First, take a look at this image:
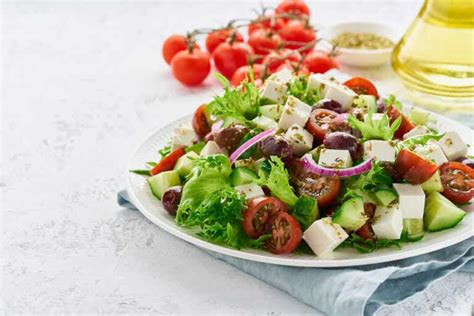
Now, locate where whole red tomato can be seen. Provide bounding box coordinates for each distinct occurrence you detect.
[262,48,302,73]
[276,59,309,76]
[248,15,286,35]
[276,0,310,18]
[304,51,338,74]
[171,49,211,86]
[213,42,254,79]
[248,29,282,56]
[162,35,200,65]
[231,64,264,86]
[205,28,243,54]
[279,20,316,52]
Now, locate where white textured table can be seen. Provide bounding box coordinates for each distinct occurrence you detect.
[2,1,473,314]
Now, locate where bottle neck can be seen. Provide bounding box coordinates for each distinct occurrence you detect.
[422,0,474,27]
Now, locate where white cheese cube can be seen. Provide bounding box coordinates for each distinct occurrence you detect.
[234,183,265,200]
[438,131,468,160]
[364,113,384,123]
[278,96,311,130]
[318,148,352,168]
[363,140,396,163]
[303,217,349,256]
[324,84,357,111]
[372,204,404,240]
[252,116,278,130]
[415,141,448,166]
[324,69,351,83]
[267,68,293,84]
[260,80,288,104]
[171,125,197,150]
[284,124,314,156]
[306,73,336,96]
[403,125,429,139]
[393,183,425,219]
[200,141,227,156]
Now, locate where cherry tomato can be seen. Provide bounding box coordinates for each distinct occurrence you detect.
[439,162,474,204]
[356,223,376,240]
[213,42,254,79]
[303,51,339,74]
[279,20,316,52]
[150,148,186,176]
[265,212,302,254]
[231,64,264,87]
[386,105,415,139]
[305,108,339,143]
[262,48,302,73]
[192,104,211,139]
[205,28,244,54]
[275,0,310,18]
[248,29,282,56]
[171,50,211,86]
[162,35,200,65]
[242,197,288,239]
[248,15,286,35]
[343,77,378,97]
[395,149,438,184]
[276,60,310,76]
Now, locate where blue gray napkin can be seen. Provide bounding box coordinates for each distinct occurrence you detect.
[118,190,473,316]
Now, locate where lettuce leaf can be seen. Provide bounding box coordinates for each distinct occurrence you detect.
[288,75,321,106]
[348,109,402,141]
[258,156,298,207]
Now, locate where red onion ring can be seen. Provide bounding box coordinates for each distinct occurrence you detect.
[229,128,276,164]
[300,154,373,177]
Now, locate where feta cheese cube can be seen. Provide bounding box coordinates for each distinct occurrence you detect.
[171,125,197,150]
[415,141,448,166]
[324,69,351,83]
[363,140,396,163]
[403,125,429,139]
[278,96,311,130]
[318,148,352,168]
[393,183,425,219]
[234,183,265,200]
[284,124,314,156]
[259,104,282,120]
[267,68,293,84]
[252,116,278,130]
[372,204,404,240]
[200,141,227,156]
[306,73,336,96]
[303,217,349,256]
[324,84,357,111]
[364,113,384,123]
[437,131,467,160]
[260,80,287,104]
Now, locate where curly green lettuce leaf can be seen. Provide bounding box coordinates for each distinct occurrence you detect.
[401,133,445,150]
[288,75,321,106]
[384,95,402,110]
[348,109,402,141]
[258,156,298,207]
[338,233,401,253]
[192,154,232,177]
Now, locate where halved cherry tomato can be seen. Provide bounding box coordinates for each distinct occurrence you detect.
[305,108,339,143]
[276,0,310,18]
[439,162,474,204]
[262,48,302,73]
[192,104,211,139]
[150,148,186,176]
[248,15,286,35]
[205,28,243,54]
[265,212,302,254]
[231,64,264,87]
[242,197,288,239]
[162,35,200,65]
[279,20,316,52]
[386,105,415,139]
[343,77,378,97]
[248,29,282,56]
[395,149,438,184]
[213,42,254,79]
[303,51,339,74]
[356,223,376,240]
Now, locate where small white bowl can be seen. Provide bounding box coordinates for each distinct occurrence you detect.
[318,22,399,68]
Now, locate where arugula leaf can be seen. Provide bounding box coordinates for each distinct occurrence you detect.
[146,161,157,167]
[384,95,402,110]
[258,156,298,207]
[129,169,150,176]
[338,233,401,253]
[158,143,172,158]
[288,75,321,106]
[401,133,445,150]
[348,109,402,141]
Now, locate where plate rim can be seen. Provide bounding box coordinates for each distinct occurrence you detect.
[126,109,474,268]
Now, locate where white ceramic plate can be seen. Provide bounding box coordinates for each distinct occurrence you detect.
[127,110,473,267]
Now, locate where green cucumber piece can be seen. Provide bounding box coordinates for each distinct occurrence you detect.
[402,218,424,241]
[230,167,258,186]
[354,95,377,113]
[185,142,205,154]
[371,189,398,206]
[424,192,466,232]
[174,151,199,177]
[292,196,319,230]
[259,104,282,120]
[223,116,246,128]
[421,170,443,193]
[332,197,368,231]
[147,170,180,200]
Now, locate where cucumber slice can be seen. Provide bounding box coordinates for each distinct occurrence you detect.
[222,116,246,128]
[259,104,282,120]
[292,196,319,230]
[402,218,424,241]
[230,167,258,186]
[371,189,398,206]
[354,95,377,112]
[185,142,205,154]
[147,170,181,200]
[174,151,199,177]
[424,192,466,232]
[332,197,368,231]
[421,170,443,193]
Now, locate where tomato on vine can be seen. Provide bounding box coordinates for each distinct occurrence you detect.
[262,48,302,73]
[304,51,338,74]
[162,35,200,65]
[171,49,211,86]
[213,42,254,79]
[279,20,316,53]
[205,28,243,54]
[248,29,282,56]
[231,64,264,87]
[276,0,310,18]
[248,15,286,35]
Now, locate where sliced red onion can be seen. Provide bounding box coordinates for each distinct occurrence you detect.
[229,128,276,164]
[300,154,373,177]
[211,120,223,132]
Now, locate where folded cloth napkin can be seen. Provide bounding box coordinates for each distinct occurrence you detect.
[118,190,473,316]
